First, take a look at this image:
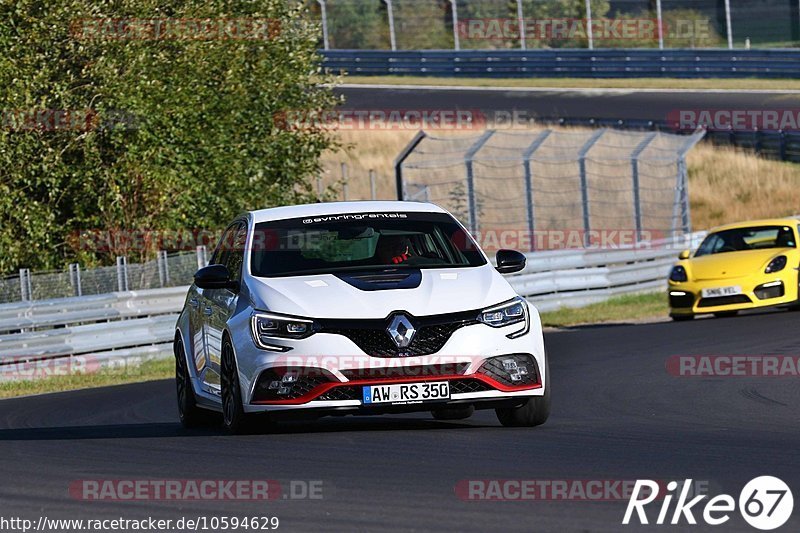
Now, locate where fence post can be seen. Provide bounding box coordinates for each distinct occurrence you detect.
[394,130,427,200]
[656,0,664,49]
[516,0,526,50]
[449,0,460,50]
[522,130,553,252]
[585,0,594,50]
[19,268,31,302]
[157,250,170,287]
[69,263,83,297]
[369,169,378,200]
[577,130,605,247]
[631,132,658,243]
[464,130,495,235]
[383,0,397,51]
[196,245,208,270]
[724,0,733,49]
[116,256,129,292]
[341,162,349,200]
[317,176,323,199]
[317,0,330,50]
[674,129,706,236]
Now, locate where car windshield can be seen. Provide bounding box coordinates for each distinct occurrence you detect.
[695,225,796,257]
[250,211,487,277]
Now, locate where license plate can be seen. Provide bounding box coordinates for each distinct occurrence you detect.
[362,381,450,405]
[701,286,743,298]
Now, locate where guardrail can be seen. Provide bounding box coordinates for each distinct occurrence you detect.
[322,49,800,79]
[508,233,705,311]
[0,233,705,380]
[0,287,187,382]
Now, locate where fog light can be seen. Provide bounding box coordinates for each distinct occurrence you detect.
[754,281,784,300]
[268,380,281,390]
[502,359,528,382]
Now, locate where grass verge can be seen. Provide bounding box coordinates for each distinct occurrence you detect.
[539,292,667,328]
[0,357,173,399]
[342,75,800,91]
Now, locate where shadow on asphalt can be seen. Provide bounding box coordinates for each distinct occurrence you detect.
[0,417,493,440]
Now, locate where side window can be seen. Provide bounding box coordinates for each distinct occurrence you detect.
[210,224,238,267]
[224,223,247,283]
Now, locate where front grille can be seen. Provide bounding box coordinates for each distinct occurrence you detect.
[319,310,479,357]
[317,379,493,402]
[318,386,361,401]
[697,295,752,308]
[450,379,492,394]
[341,363,470,381]
[478,354,540,388]
[669,291,694,308]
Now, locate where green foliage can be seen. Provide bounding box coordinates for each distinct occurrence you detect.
[0,0,338,272]
[320,0,389,49]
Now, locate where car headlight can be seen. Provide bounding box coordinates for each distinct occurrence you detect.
[765,255,787,274]
[669,265,688,282]
[478,297,529,338]
[251,312,315,349]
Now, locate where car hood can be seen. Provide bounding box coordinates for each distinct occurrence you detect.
[688,249,791,281]
[245,266,518,319]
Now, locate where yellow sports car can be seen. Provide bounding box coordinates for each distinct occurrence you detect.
[668,218,800,320]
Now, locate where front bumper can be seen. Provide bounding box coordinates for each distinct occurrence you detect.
[667,271,798,316]
[225,304,547,414]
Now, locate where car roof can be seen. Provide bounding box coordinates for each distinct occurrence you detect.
[247,201,448,224]
[708,217,800,233]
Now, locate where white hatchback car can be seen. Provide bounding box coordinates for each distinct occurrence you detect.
[174,201,550,433]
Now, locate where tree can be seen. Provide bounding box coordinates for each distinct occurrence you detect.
[0,0,338,272]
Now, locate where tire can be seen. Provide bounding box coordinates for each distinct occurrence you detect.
[670,314,694,322]
[432,405,474,421]
[713,311,738,318]
[496,356,551,428]
[175,338,215,428]
[220,336,254,434]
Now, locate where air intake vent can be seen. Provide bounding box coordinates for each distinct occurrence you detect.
[335,269,422,291]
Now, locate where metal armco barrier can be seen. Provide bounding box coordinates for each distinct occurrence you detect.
[0,232,706,380]
[322,49,800,78]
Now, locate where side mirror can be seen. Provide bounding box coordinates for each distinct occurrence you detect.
[495,249,527,274]
[194,264,238,291]
[678,249,691,260]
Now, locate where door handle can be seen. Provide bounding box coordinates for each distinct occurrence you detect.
[203,307,213,316]
[189,297,199,308]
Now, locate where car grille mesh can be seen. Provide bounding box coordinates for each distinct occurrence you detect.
[317,379,493,402]
[697,295,752,308]
[321,318,476,358]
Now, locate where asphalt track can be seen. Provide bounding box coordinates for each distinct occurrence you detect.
[1,309,799,532]
[337,85,800,124]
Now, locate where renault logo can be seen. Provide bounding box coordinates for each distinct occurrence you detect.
[387,314,416,349]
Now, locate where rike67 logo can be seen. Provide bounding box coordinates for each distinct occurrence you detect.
[624,477,794,530]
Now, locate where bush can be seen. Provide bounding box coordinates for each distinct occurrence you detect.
[0,0,338,272]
